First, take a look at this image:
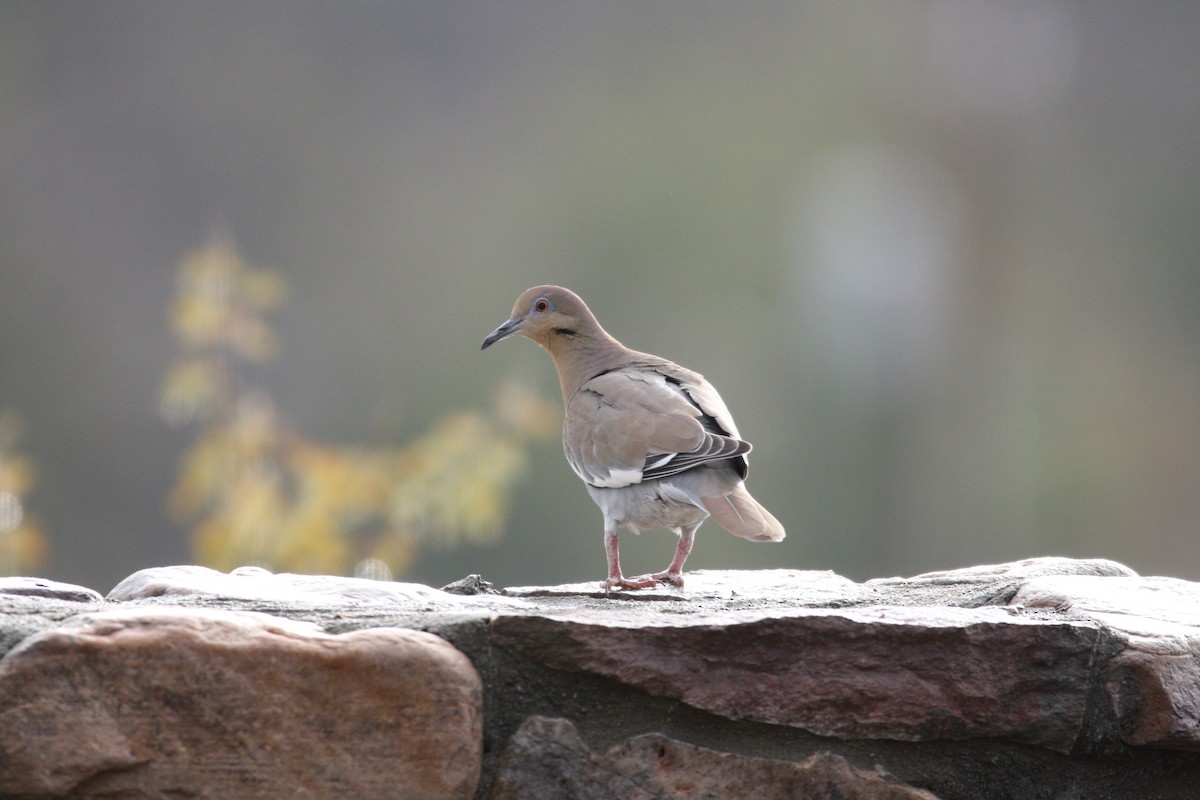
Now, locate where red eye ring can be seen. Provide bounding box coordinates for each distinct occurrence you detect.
[534,298,550,313]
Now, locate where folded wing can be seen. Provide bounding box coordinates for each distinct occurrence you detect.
[564,362,750,489]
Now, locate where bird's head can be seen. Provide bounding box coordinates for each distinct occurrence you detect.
[481,285,606,353]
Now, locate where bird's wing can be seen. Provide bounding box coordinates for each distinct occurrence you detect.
[643,356,743,441]
[564,363,749,489]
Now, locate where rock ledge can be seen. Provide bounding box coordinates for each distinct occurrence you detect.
[2,557,1199,800]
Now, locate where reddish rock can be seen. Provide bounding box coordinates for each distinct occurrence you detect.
[1013,575,1200,749]
[0,607,482,799]
[491,716,942,800]
[492,605,1100,752]
[5,557,1200,798]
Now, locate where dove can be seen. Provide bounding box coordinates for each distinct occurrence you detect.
[482,285,784,590]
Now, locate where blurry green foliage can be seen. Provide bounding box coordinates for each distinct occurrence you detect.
[0,413,49,575]
[161,239,556,579]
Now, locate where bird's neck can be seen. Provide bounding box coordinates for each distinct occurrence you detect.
[545,331,627,405]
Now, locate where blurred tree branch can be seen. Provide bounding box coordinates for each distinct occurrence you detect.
[160,237,556,579]
[0,412,49,575]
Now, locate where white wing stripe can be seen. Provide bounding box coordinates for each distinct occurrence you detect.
[589,466,644,489]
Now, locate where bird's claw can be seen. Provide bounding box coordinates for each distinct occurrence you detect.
[602,571,684,592]
[648,570,685,588]
[602,576,658,591]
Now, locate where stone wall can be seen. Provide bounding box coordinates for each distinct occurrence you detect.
[1,557,1198,798]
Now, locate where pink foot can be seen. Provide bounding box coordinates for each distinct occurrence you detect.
[603,571,683,591]
[644,570,684,588]
[602,575,660,591]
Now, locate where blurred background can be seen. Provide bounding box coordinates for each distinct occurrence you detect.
[1,2,1198,593]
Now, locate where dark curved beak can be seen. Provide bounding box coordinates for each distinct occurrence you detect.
[481,317,522,350]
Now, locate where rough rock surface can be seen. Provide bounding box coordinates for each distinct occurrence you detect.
[109,563,526,608]
[0,606,482,799]
[1013,574,1200,749]
[2,557,1200,800]
[491,604,1099,752]
[0,575,103,603]
[491,716,941,800]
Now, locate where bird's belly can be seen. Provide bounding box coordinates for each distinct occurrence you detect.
[585,480,708,533]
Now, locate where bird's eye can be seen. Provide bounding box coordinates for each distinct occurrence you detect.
[533,298,550,313]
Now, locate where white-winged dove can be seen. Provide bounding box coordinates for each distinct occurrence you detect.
[482,285,785,590]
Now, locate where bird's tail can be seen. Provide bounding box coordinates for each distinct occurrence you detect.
[701,485,786,543]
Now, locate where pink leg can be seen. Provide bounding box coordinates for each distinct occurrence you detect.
[628,523,697,589]
[601,526,658,591]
